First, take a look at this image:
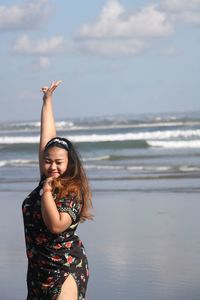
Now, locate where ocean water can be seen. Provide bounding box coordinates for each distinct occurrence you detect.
[0,111,200,193]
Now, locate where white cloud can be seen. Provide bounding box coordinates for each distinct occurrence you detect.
[178,11,200,24]
[79,2,172,39]
[163,0,200,11]
[0,0,51,31]
[75,0,172,56]
[162,0,200,24]
[12,34,64,55]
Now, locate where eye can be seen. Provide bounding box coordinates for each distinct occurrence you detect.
[44,159,51,164]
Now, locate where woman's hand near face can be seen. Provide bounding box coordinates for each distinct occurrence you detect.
[43,177,53,191]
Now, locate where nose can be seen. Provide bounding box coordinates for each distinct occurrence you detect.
[50,162,57,170]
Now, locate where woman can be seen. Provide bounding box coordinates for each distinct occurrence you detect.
[22,81,93,300]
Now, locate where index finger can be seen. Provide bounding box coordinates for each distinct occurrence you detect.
[50,80,62,90]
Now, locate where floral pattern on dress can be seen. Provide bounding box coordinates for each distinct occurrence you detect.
[22,179,89,300]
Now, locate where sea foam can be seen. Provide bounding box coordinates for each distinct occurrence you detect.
[1,129,200,144]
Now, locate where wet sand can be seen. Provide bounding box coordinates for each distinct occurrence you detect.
[1,190,200,300]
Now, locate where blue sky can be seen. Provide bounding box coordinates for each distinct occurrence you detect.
[0,0,200,121]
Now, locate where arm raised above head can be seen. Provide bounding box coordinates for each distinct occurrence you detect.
[39,80,62,175]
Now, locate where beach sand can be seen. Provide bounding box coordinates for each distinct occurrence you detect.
[1,190,200,300]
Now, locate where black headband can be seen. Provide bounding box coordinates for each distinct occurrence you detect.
[45,138,69,151]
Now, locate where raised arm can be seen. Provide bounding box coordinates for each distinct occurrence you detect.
[39,80,62,175]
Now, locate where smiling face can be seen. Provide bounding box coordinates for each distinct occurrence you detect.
[43,146,68,178]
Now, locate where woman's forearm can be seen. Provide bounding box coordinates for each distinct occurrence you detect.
[39,97,56,173]
[40,96,56,146]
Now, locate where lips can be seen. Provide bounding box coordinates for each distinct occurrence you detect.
[49,172,60,177]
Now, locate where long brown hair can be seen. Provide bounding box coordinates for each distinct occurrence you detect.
[44,137,93,222]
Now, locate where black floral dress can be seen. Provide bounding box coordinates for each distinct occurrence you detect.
[22,179,89,300]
